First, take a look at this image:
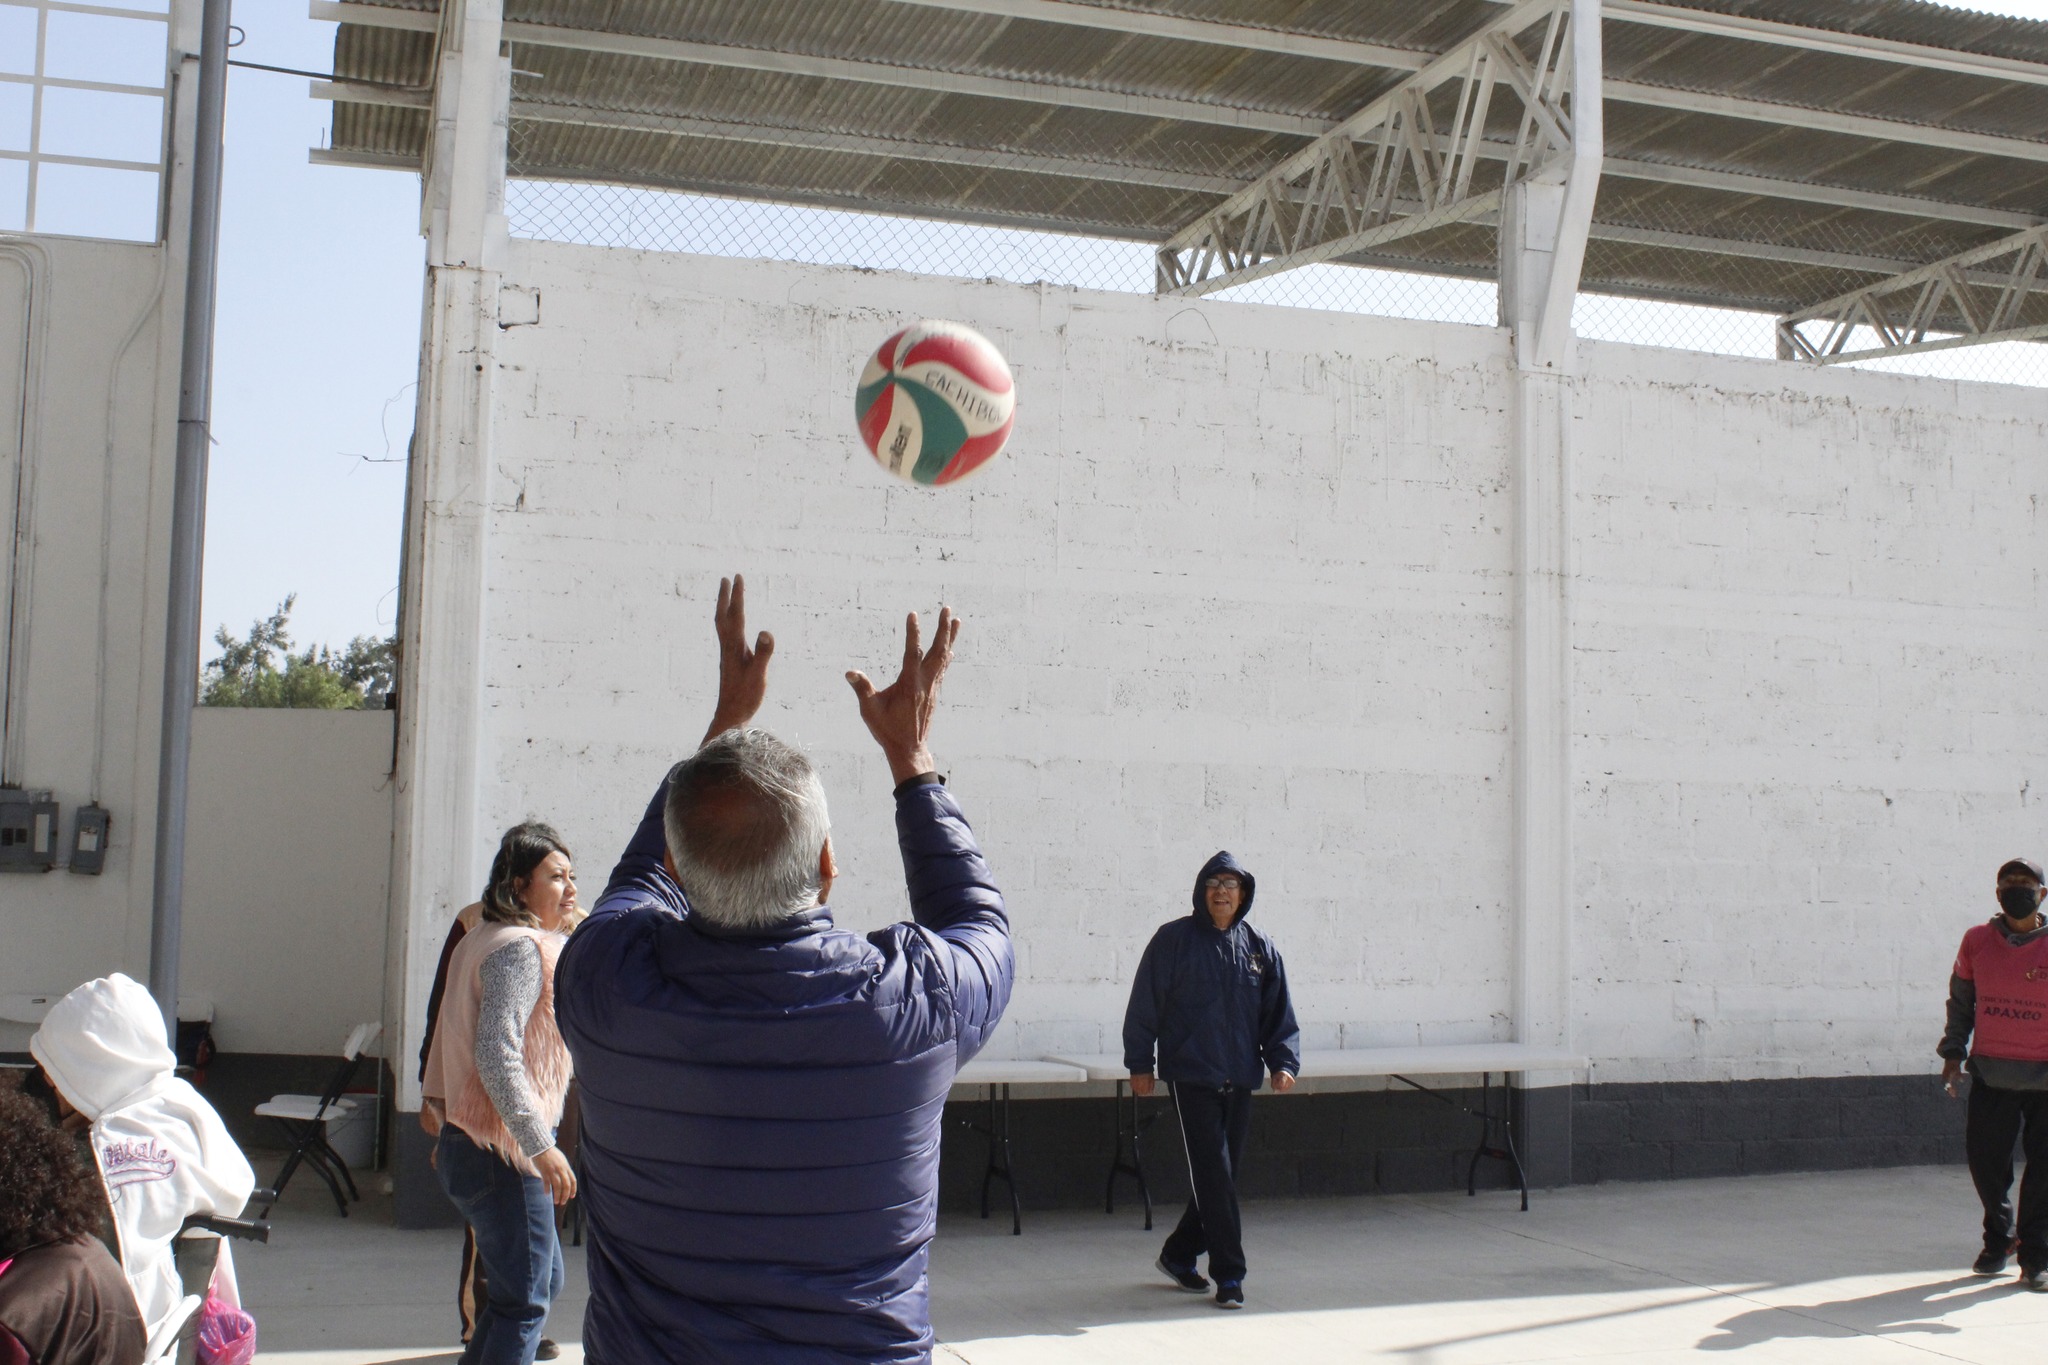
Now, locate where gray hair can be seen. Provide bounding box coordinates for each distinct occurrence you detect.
[664,728,831,932]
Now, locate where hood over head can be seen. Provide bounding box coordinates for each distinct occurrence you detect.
[29,973,175,1121]
[1191,850,1255,927]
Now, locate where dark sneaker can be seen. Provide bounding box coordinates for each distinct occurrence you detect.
[1215,1280,1244,1309]
[2021,1265,2048,1292]
[1156,1255,1208,1293]
[535,1340,561,1360]
[1975,1245,2013,1276]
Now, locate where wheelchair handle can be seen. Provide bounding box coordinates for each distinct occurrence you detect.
[178,1214,271,1243]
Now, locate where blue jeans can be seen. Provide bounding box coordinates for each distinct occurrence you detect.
[436,1127,563,1365]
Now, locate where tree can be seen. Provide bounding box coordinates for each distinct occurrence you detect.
[333,632,398,705]
[201,595,397,709]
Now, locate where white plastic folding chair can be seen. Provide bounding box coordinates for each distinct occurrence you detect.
[255,1022,380,1216]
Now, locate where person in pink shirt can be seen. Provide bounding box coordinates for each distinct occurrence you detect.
[1940,857,2048,1288]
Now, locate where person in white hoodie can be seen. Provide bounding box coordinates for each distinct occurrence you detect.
[29,973,257,1340]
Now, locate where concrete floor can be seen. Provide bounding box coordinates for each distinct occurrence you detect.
[238,1163,2044,1364]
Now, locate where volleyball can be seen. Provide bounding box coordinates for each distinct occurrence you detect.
[854,320,1016,486]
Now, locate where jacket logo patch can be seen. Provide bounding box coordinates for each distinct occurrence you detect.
[101,1138,176,1189]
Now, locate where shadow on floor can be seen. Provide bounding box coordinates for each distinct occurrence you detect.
[1695,1273,2022,1351]
[929,1169,2006,1350]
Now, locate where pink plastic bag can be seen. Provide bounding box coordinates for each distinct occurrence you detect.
[194,1295,256,1365]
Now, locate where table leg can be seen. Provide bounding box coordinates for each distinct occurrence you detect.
[978,1085,996,1220]
[1465,1074,1487,1199]
[1462,1072,1531,1212]
[977,1084,1023,1235]
[1500,1080,1531,1213]
[1000,1084,1022,1235]
[1104,1080,1153,1231]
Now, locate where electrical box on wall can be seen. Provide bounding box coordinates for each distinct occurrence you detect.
[69,804,109,876]
[0,791,59,871]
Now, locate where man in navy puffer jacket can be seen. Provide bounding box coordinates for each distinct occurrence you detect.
[1123,851,1300,1309]
[556,577,1012,1364]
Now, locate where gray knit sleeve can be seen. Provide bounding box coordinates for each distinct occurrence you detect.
[1939,972,1975,1062]
[474,937,554,1159]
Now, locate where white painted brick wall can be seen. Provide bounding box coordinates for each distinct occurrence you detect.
[471,239,2048,1084]
[1571,344,2048,1082]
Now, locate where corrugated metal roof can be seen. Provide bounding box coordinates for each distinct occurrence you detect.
[1656,0,2048,62]
[324,0,2048,319]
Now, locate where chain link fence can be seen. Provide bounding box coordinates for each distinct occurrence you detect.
[504,180,1501,327]
[504,125,2046,389]
[503,107,1505,330]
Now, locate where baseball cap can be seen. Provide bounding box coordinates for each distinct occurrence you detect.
[1997,858,2045,884]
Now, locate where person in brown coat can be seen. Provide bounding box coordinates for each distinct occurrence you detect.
[0,1088,145,1365]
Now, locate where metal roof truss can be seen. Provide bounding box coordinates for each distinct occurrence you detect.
[1157,0,1580,296]
[1777,225,2048,362]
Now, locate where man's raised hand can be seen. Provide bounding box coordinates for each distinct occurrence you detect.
[846,607,961,785]
[703,574,775,746]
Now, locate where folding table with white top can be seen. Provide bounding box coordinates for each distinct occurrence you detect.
[1047,1043,1590,1219]
[950,1057,1087,1235]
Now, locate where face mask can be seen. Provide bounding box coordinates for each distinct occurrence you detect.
[1998,885,2041,919]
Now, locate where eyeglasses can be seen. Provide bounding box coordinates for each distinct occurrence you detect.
[1203,876,1242,890]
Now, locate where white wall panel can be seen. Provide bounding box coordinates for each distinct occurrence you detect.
[180,707,393,1056]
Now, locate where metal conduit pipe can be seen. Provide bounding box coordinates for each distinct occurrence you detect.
[149,0,232,1032]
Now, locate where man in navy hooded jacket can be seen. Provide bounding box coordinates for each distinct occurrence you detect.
[555,576,1012,1364]
[1123,851,1300,1309]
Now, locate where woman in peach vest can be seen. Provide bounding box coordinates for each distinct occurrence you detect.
[422,823,578,1365]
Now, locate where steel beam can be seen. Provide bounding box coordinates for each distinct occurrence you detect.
[498,103,1247,194]
[1604,78,2048,165]
[1596,158,2039,233]
[1777,224,2048,362]
[308,146,418,170]
[310,0,433,31]
[310,79,425,108]
[0,148,161,173]
[0,70,166,98]
[42,0,170,17]
[1591,222,1917,276]
[880,0,1433,72]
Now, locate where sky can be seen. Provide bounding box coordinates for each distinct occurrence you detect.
[24,0,2048,660]
[203,10,421,656]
